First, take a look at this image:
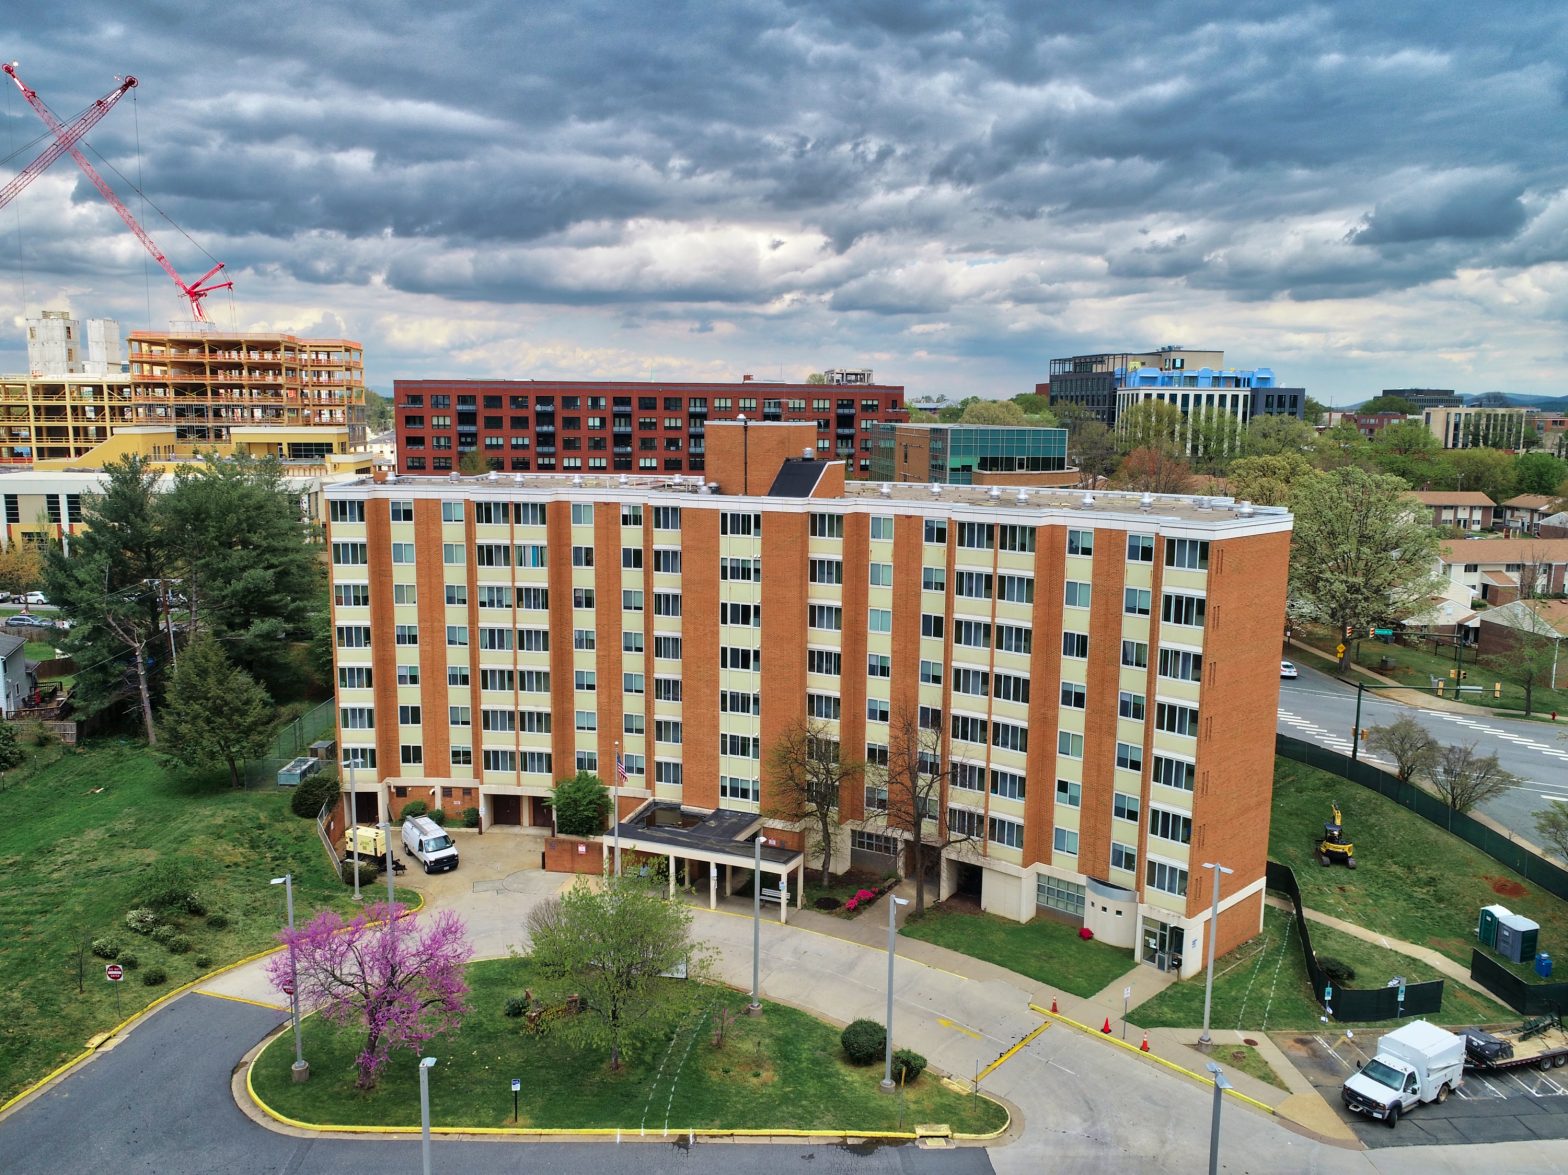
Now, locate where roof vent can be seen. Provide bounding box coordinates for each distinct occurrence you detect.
[448,471,459,482]
[1194,496,1209,510]
[1237,499,1255,518]
[930,483,942,496]
[1015,488,1028,503]
[802,448,813,460]
[618,474,629,485]
[879,482,892,497]
[571,475,584,488]
[486,470,498,481]
[988,486,1002,500]
[1140,492,1153,511]
[513,473,525,484]
[1080,493,1096,509]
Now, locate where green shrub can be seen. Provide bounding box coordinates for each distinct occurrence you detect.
[813,896,842,911]
[840,1019,886,1065]
[165,934,193,955]
[290,771,340,818]
[428,808,447,826]
[340,859,377,886]
[90,938,121,960]
[504,997,528,1018]
[141,859,203,914]
[461,806,481,828]
[150,924,179,947]
[124,908,159,935]
[401,800,428,820]
[1318,957,1357,987]
[205,913,230,930]
[194,955,212,969]
[0,721,23,770]
[891,1048,928,1084]
[118,952,138,970]
[142,966,167,986]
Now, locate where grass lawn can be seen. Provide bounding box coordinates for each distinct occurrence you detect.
[1181,1041,1287,1091]
[1295,621,1568,717]
[1271,757,1568,977]
[900,903,1133,998]
[1135,907,1514,1032]
[0,740,402,1106]
[251,959,1008,1135]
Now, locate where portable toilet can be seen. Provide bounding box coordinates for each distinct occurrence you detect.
[1497,913,1541,964]
[1537,952,1554,980]
[1478,904,1510,948]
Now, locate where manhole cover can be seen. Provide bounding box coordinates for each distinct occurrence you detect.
[1243,1038,1258,1046]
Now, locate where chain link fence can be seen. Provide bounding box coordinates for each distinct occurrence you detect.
[242,699,335,788]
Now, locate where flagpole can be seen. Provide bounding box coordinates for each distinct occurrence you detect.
[613,740,622,877]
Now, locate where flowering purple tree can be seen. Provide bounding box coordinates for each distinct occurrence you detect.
[266,902,471,1088]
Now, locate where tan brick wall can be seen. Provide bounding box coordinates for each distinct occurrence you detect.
[683,509,720,808]
[758,511,808,812]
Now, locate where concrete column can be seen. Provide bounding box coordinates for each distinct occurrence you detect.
[668,853,676,899]
[708,866,717,910]
[797,862,804,909]
[778,869,788,926]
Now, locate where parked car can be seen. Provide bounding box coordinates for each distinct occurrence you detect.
[20,591,48,606]
[1280,660,1299,679]
[4,612,45,628]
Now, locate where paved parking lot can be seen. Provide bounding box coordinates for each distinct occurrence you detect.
[1277,1027,1568,1147]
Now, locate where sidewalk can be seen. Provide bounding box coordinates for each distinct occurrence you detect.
[1263,894,1498,1001]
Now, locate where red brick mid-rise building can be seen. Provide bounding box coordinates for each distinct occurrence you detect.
[394,374,906,478]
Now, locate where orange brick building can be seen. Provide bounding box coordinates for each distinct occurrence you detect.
[327,427,1291,976]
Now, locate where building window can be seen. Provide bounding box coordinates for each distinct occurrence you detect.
[1155,701,1199,737]
[1165,539,1209,570]
[867,608,892,633]
[1037,875,1085,918]
[989,816,1024,850]
[1110,842,1137,872]
[1149,808,1193,845]
[1057,731,1084,759]
[1124,588,1152,616]
[1115,741,1144,772]
[867,653,891,678]
[1121,640,1149,669]
[1126,533,1155,562]
[1067,529,1094,556]
[1052,827,1079,856]
[809,604,842,631]
[990,769,1025,800]
[1158,648,1203,682]
[1152,755,1196,791]
[1113,792,1141,822]
[1059,681,1086,709]
[1118,691,1146,720]
[1161,593,1206,628]
[1055,778,1081,807]
[1061,631,1088,658]
[924,519,947,544]
[1147,860,1188,898]
[1064,581,1092,608]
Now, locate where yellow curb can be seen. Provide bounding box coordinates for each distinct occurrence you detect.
[976,1021,1048,1081]
[1027,1004,1275,1115]
[697,904,971,982]
[196,989,290,1012]
[0,891,426,1118]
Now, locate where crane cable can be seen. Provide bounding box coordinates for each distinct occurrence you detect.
[5,76,28,318]
[133,89,152,330]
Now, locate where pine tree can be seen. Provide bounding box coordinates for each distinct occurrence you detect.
[158,635,274,787]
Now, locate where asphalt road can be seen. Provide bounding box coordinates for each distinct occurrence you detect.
[0,993,996,1175]
[1277,663,1568,838]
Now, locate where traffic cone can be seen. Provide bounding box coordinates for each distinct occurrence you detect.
[1140,1031,1150,1053]
[1101,1017,1112,1035]
[1050,996,1058,1014]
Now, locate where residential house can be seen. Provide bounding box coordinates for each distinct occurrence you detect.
[1407,491,1498,532]
[1500,494,1560,535]
[1474,599,1568,693]
[1437,538,1568,606]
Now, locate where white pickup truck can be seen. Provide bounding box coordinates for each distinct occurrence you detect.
[1342,1020,1465,1128]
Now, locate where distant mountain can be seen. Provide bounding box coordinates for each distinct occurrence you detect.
[1462,392,1568,411]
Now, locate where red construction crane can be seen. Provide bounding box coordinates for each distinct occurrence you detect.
[3,62,231,320]
[0,71,136,212]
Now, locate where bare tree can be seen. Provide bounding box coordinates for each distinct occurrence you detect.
[1365,716,1438,782]
[1533,803,1568,865]
[881,705,975,915]
[1424,742,1519,814]
[766,718,863,885]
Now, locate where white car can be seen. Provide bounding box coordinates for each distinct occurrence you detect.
[20,591,47,606]
[1280,660,1299,679]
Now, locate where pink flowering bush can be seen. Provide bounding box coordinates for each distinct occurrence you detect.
[267,902,472,1089]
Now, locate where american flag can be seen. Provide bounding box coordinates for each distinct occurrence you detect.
[616,753,628,786]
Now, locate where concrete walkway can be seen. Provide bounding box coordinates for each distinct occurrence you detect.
[1263,894,1498,1001]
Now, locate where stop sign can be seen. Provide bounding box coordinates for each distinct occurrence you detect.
[282,981,294,996]
[105,964,124,982]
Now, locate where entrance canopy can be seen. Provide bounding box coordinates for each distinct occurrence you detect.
[611,801,806,920]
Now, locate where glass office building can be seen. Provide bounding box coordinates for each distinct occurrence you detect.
[870,424,1069,484]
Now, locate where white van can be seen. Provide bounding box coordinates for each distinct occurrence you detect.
[401,815,460,874]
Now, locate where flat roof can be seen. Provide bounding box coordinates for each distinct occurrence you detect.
[612,802,802,868]
[335,472,1292,530]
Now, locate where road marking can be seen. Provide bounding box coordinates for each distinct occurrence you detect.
[1314,1034,1350,1070]
[194,989,288,1012]
[1047,1059,1076,1076]
[975,1021,1049,1081]
[938,1016,983,1040]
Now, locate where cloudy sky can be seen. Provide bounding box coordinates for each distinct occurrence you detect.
[2,1,1566,403]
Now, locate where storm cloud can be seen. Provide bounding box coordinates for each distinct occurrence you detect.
[2,0,1566,400]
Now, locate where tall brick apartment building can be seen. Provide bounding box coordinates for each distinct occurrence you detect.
[328,422,1290,976]
[393,374,906,477]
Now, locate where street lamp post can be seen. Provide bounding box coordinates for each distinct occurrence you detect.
[1197,861,1234,1046]
[880,895,911,1092]
[269,874,308,1082]
[346,762,361,901]
[380,818,395,910]
[1205,1061,1231,1175]
[419,1055,437,1175]
[749,833,764,1014]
